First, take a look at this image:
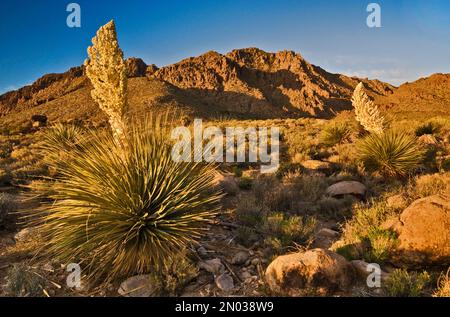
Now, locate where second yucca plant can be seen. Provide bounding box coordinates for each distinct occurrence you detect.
[357,130,424,177]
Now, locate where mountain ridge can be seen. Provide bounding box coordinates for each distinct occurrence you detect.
[0,48,448,126]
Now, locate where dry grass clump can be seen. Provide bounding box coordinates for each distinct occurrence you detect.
[433,268,450,297]
[407,172,449,199]
[4,263,45,297]
[384,269,431,297]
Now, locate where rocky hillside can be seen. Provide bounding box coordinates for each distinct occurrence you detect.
[152,48,394,117]
[375,73,450,119]
[0,48,448,127]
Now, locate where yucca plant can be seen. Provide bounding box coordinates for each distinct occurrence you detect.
[44,123,84,150]
[357,130,424,177]
[30,115,222,284]
[320,122,351,147]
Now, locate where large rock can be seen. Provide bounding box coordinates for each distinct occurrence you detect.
[382,191,450,267]
[325,181,366,199]
[265,248,355,295]
[118,275,156,297]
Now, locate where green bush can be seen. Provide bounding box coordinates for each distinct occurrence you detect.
[320,122,351,147]
[263,212,316,250]
[363,228,398,263]
[31,116,222,284]
[385,269,431,297]
[357,130,424,177]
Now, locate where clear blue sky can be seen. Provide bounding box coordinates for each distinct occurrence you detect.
[1,0,450,94]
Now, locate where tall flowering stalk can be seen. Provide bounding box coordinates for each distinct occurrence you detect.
[352,82,386,134]
[85,20,128,148]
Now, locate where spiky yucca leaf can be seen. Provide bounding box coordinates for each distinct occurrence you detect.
[31,115,221,284]
[357,130,424,177]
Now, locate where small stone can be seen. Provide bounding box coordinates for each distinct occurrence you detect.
[14,227,37,242]
[326,181,367,199]
[317,228,340,238]
[250,258,261,266]
[241,271,252,280]
[386,194,407,210]
[231,251,249,265]
[118,275,156,297]
[197,246,208,257]
[215,273,234,291]
[198,258,225,274]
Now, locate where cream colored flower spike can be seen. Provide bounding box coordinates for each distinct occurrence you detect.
[85,20,128,148]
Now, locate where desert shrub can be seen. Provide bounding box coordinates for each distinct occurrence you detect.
[440,158,450,172]
[238,176,253,190]
[0,193,16,227]
[263,212,316,250]
[290,174,328,202]
[235,226,260,247]
[0,142,12,158]
[4,263,45,297]
[415,122,440,137]
[433,268,450,297]
[320,122,351,147]
[275,162,304,179]
[362,228,398,263]
[252,175,297,212]
[384,269,431,297]
[341,200,396,245]
[317,196,355,219]
[150,250,198,296]
[30,116,222,284]
[219,176,239,196]
[408,173,449,199]
[232,166,243,177]
[0,167,12,185]
[357,130,424,177]
[235,197,266,227]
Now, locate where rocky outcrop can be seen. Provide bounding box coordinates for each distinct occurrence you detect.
[151,48,395,118]
[382,191,450,267]
[265,248,355,295]
[126,58,148,77]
